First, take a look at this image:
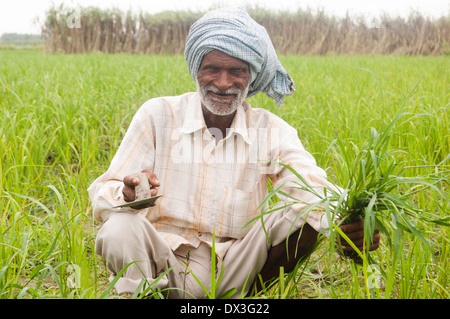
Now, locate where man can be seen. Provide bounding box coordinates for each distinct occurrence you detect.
[88,8,379,298]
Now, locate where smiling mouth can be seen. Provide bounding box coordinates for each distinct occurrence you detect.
[208,91,237,100]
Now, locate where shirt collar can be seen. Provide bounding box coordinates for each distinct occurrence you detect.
[181,93,252,144]
[180,93,205,134]
[229,101,252,144]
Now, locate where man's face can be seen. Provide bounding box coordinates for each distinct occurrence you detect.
[196,50,251,116]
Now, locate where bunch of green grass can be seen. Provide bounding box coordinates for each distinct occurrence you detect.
[249,126,448,298]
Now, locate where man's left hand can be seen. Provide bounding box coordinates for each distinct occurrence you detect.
[337,219,380,254]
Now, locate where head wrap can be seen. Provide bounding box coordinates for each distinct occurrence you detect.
[184,7,295,106]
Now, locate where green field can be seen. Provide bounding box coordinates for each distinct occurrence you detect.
[0,49,448,298]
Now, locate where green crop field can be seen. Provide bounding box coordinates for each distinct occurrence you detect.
[0,49,448,299]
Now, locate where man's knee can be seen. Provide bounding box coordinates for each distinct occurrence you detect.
[271,223,318,272]
[95,212,147,255]
[292,223,318,254]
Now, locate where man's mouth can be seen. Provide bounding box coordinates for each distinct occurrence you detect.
[205,86,240,100]
[197,81,250,116]
[208,91,237,100]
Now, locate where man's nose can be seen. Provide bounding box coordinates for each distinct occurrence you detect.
[214,71,233,90]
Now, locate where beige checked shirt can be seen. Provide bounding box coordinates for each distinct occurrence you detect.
[88,92,335,256]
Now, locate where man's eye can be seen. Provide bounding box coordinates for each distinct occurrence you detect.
[205,66,220,72]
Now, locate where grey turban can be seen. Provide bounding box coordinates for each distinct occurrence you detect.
[184,7,295,106]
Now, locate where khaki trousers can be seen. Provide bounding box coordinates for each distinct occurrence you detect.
[95,206,308,298]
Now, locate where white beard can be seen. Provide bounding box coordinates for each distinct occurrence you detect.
[196,80,249,116]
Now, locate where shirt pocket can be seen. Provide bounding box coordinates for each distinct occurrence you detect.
[217,182,262,238]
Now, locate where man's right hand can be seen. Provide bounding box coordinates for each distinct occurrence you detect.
[122,169,160,203]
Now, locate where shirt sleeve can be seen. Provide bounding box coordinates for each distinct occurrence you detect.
[87,102,157,221]
[268,119,340,237]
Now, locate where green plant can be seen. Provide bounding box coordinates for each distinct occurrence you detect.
[184,230,238,299]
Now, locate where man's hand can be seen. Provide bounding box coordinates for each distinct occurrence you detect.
[337,219,380,261]
[122,169,160,206]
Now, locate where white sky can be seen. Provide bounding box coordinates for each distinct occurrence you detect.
[0,0,449,35]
